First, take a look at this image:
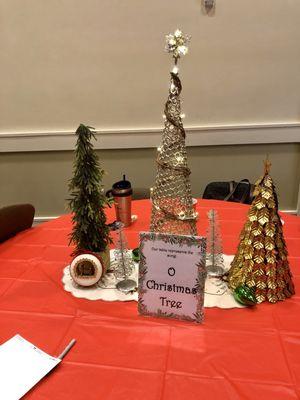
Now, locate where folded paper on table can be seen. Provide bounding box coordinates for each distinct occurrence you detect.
[0,334,61,400]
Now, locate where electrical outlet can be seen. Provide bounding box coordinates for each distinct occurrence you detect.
[202,0,215,14]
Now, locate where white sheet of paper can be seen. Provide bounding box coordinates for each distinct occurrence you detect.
[0,334,61,400]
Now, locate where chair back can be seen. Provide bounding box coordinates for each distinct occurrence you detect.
[0,204,35,242]
[132,188,150,200]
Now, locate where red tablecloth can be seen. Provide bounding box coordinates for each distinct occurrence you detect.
[1,199,300,400]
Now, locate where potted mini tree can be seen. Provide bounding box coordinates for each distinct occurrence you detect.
[68,124,112,270]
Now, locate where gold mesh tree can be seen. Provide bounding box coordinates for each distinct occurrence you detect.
[150,30,197,235]
[228,160,295,303]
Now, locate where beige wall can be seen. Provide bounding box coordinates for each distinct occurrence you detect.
[1,143,299,217]
[1,1,300,217]
[1,0,300,134]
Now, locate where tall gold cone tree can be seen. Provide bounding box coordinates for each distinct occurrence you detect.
[150,30,197,235]
[228,160,295,303]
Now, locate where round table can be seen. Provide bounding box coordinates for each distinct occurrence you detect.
[0,199,300,400]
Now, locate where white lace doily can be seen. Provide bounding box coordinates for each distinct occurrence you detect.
[204,255,244,308]
[62,250,138,302]
[62,252,243,308]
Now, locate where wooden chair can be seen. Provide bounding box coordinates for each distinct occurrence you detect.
[297,184,300,216]
[0,204,35,242]
[132,188,150,200]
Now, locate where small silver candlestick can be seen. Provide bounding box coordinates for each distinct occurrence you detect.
[116,279,137,294]
[113,222,137,294]
[206,209,225,277]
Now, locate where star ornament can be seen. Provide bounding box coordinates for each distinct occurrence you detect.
[165,29,191,59]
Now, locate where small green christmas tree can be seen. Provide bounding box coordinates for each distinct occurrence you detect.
[68,124,112,254]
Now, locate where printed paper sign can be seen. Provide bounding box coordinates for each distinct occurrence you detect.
[138,232,206,323]
[0,334,61,400]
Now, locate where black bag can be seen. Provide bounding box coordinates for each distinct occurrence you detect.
[202,179,255,205]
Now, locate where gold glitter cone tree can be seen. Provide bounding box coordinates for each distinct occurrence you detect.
[228,160,295,303]
[150,30,197,235]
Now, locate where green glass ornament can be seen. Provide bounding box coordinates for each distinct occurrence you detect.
[233,285,257,306]
[132,248,140,263]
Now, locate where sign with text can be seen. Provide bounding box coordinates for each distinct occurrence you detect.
[138,232,206,323]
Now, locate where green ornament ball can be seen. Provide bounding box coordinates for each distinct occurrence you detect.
[233,285,257,307]
[132,248,140,263]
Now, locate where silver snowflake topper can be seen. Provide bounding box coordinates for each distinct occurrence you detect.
[165,29,191,59]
